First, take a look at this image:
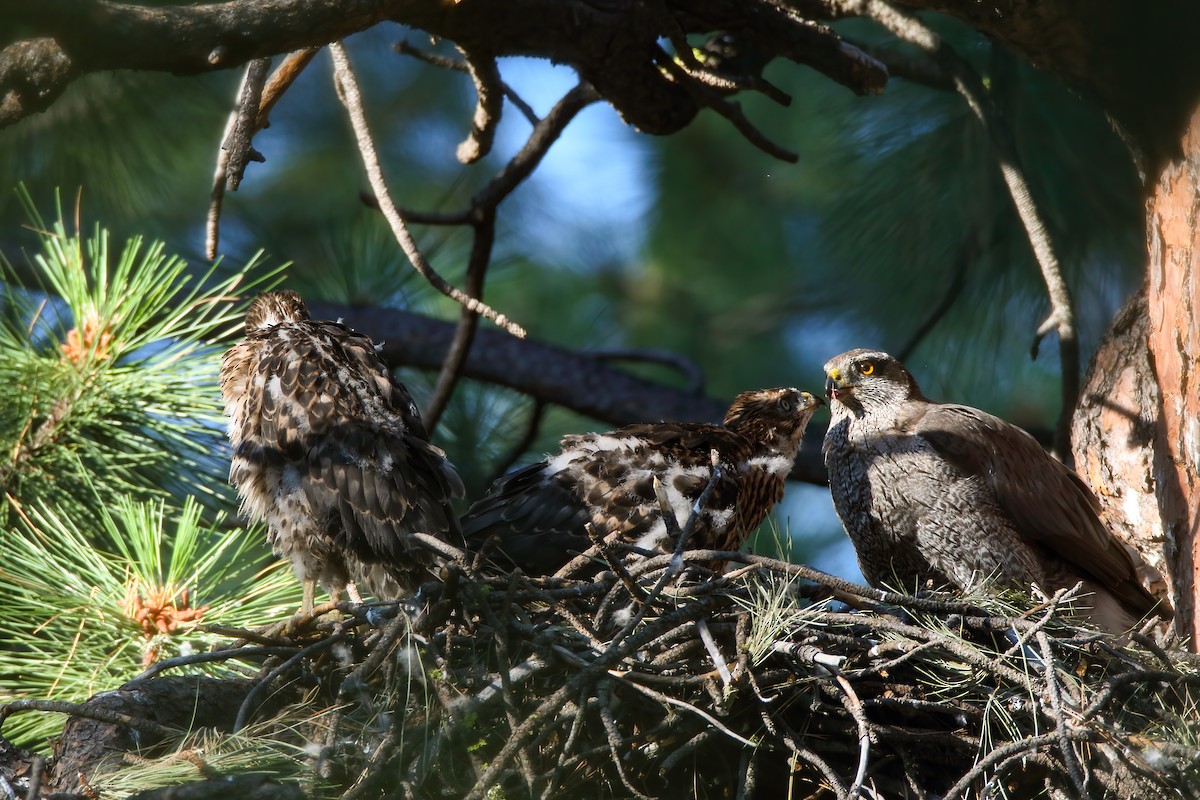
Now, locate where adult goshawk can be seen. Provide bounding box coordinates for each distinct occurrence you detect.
[221,290,464,612]
[822,348,1165,634]
[462,388,823,575]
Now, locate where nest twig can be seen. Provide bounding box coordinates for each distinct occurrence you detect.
[5,551,1198,799]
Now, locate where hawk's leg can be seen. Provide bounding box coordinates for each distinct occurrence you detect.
[346,582,364,604]
[300,578,317,616]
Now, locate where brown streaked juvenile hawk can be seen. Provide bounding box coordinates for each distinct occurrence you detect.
[822,348,1168,634]
[462,388,823,576]
[220,290,464,612]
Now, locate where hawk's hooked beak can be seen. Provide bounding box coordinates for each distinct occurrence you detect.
[825,371,849,402]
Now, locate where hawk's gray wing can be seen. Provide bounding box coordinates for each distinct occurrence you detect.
[910,402,1156,614]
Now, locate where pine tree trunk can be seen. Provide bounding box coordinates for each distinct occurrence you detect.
[1072,291,1177,617]
[1076,108,1200,644]
[1146,106,1200,644]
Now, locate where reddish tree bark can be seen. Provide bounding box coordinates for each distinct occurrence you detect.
[1074,109,1200,644]
[1147,107,1200,643]
[1072,292,1177,622]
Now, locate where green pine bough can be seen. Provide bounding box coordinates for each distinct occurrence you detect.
[0,187,300,747]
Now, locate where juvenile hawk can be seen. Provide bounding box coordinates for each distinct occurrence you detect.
[822,348,1166,633]
[462,388,823,575]
[221,290,464,612]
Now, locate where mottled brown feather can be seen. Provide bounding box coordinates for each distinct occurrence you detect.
[221,290,464,607]
[463,388,822,575]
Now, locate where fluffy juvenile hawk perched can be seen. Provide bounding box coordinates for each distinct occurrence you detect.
[221,290,464,612]
[462,388,823,575]
[822,348,1166,634]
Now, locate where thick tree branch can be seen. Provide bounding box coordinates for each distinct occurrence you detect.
[4,0,1197,174]
[306,301,829,484]
[0,0,884,146]
[0,39,77,126]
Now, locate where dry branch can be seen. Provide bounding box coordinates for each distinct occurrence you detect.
[421,81,598,429]
[207,47,321,258]
[836,0,1080,460]
[329,41,526,340]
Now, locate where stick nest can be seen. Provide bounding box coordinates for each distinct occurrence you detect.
[11,545,1198,800]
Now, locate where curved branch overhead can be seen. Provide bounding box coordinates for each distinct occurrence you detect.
[0,0,886,134]
[306,302,830,484]
[4,0,1200,170]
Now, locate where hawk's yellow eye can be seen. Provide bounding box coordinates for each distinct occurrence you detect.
[861,362,875,376]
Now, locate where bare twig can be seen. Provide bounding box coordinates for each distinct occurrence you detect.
[659,730,715,776]
[233,630,346,732]
[0,699,180,740]
[610,673,757,748]
[205,66,249,260]
[255,46,321,129]
[941,728,1098,800]
[658,50,799,162]
[138,644,299,680]
[456,49,503,164]
[818,663,873,800]
[23,756,42,800]
[597,682,652,800]
[586,523,643,607]
[223,57,270,190]
[206,48,320,258]
[801,742,855,798]
[394,40,540,126]
[608,457,724,641]
[695,618,733,688]
[337,723,401,800]
[344,74,593,429]
[541,689,591,799]
[646,0,792,108]
[896,236,970,361]
[1037,630,1088,795]
[485,399,547,486]
[204,57,269,258]
[328,40,526,339]
[423,208,494,430]
[471,81,600,210]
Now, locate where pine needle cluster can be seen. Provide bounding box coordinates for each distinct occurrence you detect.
[0,190,301,747]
